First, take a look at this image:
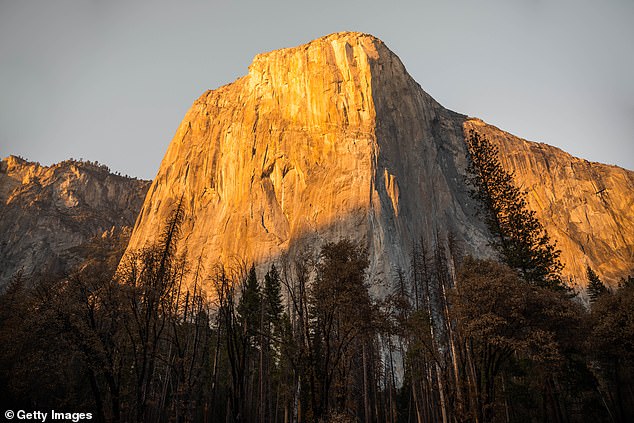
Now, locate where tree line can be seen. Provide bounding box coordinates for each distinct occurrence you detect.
[0,131,633,422]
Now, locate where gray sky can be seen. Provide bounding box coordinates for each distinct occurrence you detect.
[1,0,632,180]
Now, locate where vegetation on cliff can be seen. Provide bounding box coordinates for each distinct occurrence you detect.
[465,129,564,290]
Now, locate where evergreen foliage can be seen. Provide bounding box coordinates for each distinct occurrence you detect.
[466,129,564,289]
[586,265,608,303]
[1,208,632,421]
[237,264,262,337]
[263,264,283,325]
[589,280,634,421]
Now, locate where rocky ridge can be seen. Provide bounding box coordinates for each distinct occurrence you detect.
[467,119,634,287]
[125,32,634,290]
[0,155,150,285]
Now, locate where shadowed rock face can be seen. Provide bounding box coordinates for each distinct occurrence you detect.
[0,156,150,285]
[125,32,633,291]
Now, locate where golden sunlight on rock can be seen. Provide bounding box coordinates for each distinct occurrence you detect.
[126,32,634,290]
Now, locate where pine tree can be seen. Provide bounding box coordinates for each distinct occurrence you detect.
[237,264,262,337]
[263,264,283,326]
[586,265,608,302]
[466,129,564,289]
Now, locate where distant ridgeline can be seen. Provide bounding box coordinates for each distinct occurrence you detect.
[0,155,150,286]
[6,154,129,177]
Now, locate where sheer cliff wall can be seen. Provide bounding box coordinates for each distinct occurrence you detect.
[125,32,633,289]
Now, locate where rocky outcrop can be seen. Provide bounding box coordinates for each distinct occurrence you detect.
[125,32,633,291]
[466,119,634,287]
[0,155,150,286]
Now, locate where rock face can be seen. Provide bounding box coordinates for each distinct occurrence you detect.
[126,32,634,290]
[0,156,150,286]
[466,119,634,287]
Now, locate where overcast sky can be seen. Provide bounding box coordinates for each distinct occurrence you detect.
[1,0,632,179]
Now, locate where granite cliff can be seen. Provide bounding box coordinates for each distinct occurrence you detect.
[125,32,633,290]
[0,155,150,285]
[466,119,634,287]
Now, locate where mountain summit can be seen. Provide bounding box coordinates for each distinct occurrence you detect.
[126,32,634,289]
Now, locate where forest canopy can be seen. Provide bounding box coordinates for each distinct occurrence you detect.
[1,133,633,422]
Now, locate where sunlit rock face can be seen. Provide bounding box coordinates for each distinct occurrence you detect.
[126,32,633,290]
[466,119,634,288]
[0,155,150,286]
[126,32,485,291]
